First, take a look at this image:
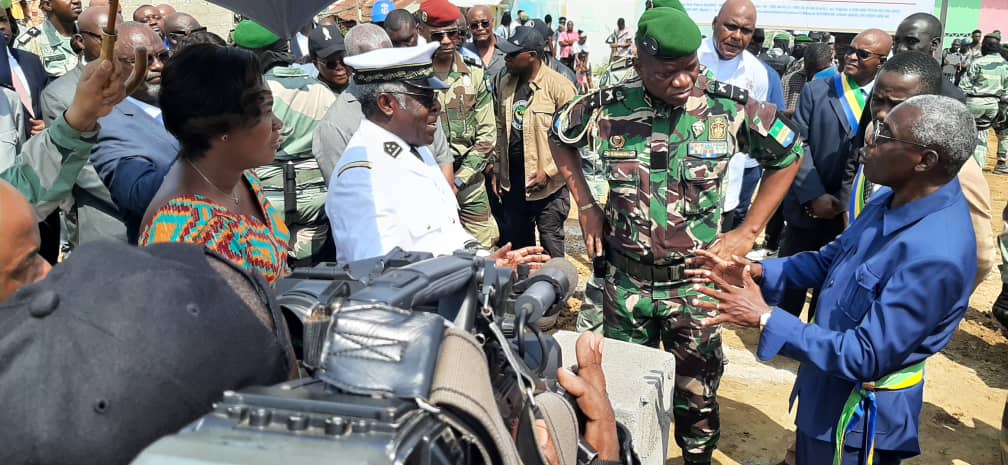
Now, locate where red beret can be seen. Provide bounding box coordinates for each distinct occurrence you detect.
[419,0,461,27]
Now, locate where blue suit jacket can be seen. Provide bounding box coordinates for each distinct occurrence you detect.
[757,179,976,454]
[90,99,179,243]
[784,76,860,229]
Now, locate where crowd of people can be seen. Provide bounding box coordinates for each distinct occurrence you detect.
[0,0,1001,465]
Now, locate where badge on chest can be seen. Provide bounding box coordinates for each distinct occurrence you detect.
[604,135,637,159]
[687,141,730,158]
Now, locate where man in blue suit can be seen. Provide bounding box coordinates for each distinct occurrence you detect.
[687,94,978,465]
[778,28,891,319]
[89,21,178,243]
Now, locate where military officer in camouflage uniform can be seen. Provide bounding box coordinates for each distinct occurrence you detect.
[960,34,1008,168]
[15,0,81,77]
[550,7,803,464]
[418,0,499,248]
[234,20,339,266]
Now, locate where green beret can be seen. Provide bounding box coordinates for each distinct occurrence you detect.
[0,0,11,9]
[636,7,700,59]
[233,20,281,49]
[645,0,685,12]
[773,33,790,41]
[795,34,812,43]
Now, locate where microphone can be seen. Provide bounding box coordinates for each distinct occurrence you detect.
[514,258,579,323]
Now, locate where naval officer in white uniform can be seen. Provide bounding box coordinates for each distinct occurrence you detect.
[325,43,549,268]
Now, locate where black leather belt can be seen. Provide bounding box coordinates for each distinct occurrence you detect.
[604,243,690,283]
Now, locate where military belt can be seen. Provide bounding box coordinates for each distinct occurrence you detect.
[967,93,1000,99]
[604,243,689,283]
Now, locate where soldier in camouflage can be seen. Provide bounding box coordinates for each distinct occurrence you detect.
[418,0,499,248]
[15,0,81,78]
[550,7,802,465]
[960,34,1008,168]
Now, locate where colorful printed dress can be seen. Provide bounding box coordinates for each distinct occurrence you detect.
[140,171,291,285]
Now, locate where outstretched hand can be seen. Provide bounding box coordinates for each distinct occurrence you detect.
[689,262,771,329]
[491,243,551,271]
[685,249,761,288]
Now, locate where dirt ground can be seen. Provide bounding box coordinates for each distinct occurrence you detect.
[557,147,1008,464]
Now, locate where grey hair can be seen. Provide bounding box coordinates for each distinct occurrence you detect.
[345,23,392,56]
[899,94,977,178]
[357,81,409,117]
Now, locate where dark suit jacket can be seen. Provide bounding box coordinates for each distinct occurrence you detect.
[0,46,47,122]
[785,76,861,229]
[90,99,180,243]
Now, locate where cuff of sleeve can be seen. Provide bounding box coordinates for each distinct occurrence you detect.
[759,258,787,306]
[52,113,100,157]
[456,166,477,185]
[757,309,802,361]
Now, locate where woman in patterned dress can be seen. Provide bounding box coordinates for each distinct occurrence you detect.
[140,43,290,285]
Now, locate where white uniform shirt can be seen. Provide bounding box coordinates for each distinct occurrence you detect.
[325,119,476,262]
[697,37,770,212]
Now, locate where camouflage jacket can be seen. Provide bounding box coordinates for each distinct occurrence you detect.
[960,54,1008,102]
[435,52,496,185]
[552,75,803,263]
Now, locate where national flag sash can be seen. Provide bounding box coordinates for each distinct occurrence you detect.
[834,73,866,135]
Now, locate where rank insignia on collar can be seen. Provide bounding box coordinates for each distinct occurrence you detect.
[384,142,403,158]
[709,115,728,141]
[691,121,705,138]
[609,135,626,149]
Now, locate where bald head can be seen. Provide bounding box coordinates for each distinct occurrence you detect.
[712,0,758,60]
[76,5,117,61]
[156,3,175,16]
[894,13,942,54]
[0,180,51,303]
[163,12,203,48]
[346,22,392,56]
[843,28,892,85]
[115,22,166,103]
[466,6,494,45]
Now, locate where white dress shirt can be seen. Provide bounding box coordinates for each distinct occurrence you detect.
[325,119,475,262]
[697,37,771,212]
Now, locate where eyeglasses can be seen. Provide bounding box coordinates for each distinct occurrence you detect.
[469,20,491,30]
[316,57,345,69]
[844,46,886,60]
[504,50,530,60]
[166,26,207,40]
[389,90,440,108]
[78,30,102,40]
[867,121,929,149]
[429,29,459,42]
[119,50,171,66]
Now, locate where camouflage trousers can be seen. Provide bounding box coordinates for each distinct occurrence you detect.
[967,99,998,168]
[603,267,724,464]
[998,128,1008,163]
[457,171,500,248]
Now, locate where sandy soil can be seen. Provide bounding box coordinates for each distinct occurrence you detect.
[557,147,1008,464]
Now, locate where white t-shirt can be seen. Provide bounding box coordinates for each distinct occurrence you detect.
[697,37,771,212]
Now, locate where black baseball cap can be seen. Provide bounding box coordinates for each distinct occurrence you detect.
[498,26,546,54]
[309,24,347,59]
[0,241,293,465]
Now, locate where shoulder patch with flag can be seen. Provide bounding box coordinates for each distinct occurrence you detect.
[769,119,795,148]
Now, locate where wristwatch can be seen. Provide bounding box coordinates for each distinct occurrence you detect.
[759,309,773,331]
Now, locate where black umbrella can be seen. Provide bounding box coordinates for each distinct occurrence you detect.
[205,0,337,39]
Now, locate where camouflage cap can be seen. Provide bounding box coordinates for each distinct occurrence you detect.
[635,7,700,59]
[644,0,685,11]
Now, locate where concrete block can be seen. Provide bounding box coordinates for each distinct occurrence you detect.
[553,330,675,465]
